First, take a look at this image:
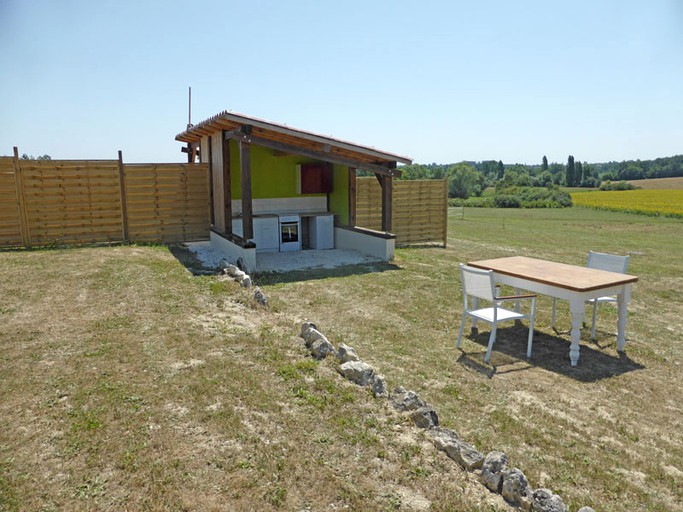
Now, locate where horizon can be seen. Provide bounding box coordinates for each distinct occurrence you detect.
[1,1,681,165]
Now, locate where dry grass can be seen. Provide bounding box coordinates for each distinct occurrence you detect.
[0,245,510,511]
[626,177,683,189]
[1,207,682,511]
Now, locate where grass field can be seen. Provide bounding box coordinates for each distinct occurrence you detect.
[1,208,682,511]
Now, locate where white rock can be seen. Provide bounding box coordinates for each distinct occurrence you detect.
[339,361,375,386]
[337,343,359,363]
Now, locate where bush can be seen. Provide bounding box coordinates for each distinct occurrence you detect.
[451,186,572,208]
[599,180,639,191]
[494,194,521,208]
[449,196,495,208]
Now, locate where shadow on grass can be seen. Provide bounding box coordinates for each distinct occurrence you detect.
[456,325,644,382]
[168,244,222,275]
[253,261,401,285]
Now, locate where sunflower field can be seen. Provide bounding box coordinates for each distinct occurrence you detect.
[571,189,683,218]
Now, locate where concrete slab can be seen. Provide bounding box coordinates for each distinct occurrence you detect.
[185,241,381,273]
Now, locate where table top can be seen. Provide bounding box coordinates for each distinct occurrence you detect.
[468,256,638,292]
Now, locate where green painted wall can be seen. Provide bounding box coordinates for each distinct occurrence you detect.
[329,164,349,225]
[227,140,349,222]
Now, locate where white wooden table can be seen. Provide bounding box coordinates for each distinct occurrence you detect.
[469,256,638,366]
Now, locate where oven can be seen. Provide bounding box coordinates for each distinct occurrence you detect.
[278,214,301,251]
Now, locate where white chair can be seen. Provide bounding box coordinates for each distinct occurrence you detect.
[551,251,630,339]
[456,263,537,362]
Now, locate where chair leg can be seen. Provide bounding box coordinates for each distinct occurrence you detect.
[591,300,598,340]
[456,312,467,349]
[484,325,497,362]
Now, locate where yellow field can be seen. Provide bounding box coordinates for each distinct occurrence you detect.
[572,189,683,217]
[626,176,683,189]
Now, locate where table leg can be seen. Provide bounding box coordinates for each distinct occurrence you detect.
[569,299,583,366]
[616,285,631,352]
[514,288,523,326]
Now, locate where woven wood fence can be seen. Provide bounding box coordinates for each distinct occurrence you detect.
[355,177,448,246]
[0,154,209,248]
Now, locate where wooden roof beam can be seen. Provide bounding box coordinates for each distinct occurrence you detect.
[224,128,401,177]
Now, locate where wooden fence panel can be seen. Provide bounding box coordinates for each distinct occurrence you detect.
[0,157,23,247]
[124,163,210,243]
[0,157,210,248]
[355,177,448,246]
[20,160,123,246]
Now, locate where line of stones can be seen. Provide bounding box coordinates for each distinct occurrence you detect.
[300,322,596,512]
[220,262,268,306]
[189,260,268,306]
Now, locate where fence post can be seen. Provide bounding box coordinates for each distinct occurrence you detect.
[12,146,31,247]
[442,177,448,247]
[118,150,129,242]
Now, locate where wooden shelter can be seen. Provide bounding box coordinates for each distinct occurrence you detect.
[175,111,412,272]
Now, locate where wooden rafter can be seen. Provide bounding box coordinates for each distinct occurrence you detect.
[224,128,401,177]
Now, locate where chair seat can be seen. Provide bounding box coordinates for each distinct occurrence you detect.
[469,307,527,324]
[587,296,617,304]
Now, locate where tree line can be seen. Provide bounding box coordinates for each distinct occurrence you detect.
[398,154,683,199]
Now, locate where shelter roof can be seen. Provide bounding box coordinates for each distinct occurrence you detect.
[175,110,412,167]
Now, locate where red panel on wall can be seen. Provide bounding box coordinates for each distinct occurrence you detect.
[300,163,333,194]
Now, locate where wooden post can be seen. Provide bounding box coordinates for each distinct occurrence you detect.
[222,131,233,235]
[117,150,129,242]
[239,139,254,240]
[12,146,30,247]
[380,174,393,232]
[442,177,448,247]
[348,167,356,227]
[208,136,215,226]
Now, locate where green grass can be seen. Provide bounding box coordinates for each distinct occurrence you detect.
[1,208,682,511]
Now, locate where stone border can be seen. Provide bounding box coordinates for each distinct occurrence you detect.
[300,322,596,512]
[218,259,269,307]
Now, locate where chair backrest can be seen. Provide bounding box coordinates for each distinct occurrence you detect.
[587,251,629,274]
[459,264,495,303]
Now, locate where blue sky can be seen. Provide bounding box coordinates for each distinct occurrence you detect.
[1,0,681,165]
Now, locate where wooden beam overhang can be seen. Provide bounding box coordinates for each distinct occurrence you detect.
[181,143,200,163]
[224,126,401,177]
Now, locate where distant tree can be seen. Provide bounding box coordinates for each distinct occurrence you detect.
[579,162,597,187]
[497,160,504,180]
[447,162,483,198]
[618,163,645,181]
[542,155,548,172]
[575,161,583,185]
[532,171,554,187]
[566,155,575,186]
[479,160,499,178]
[21,153,51,160]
